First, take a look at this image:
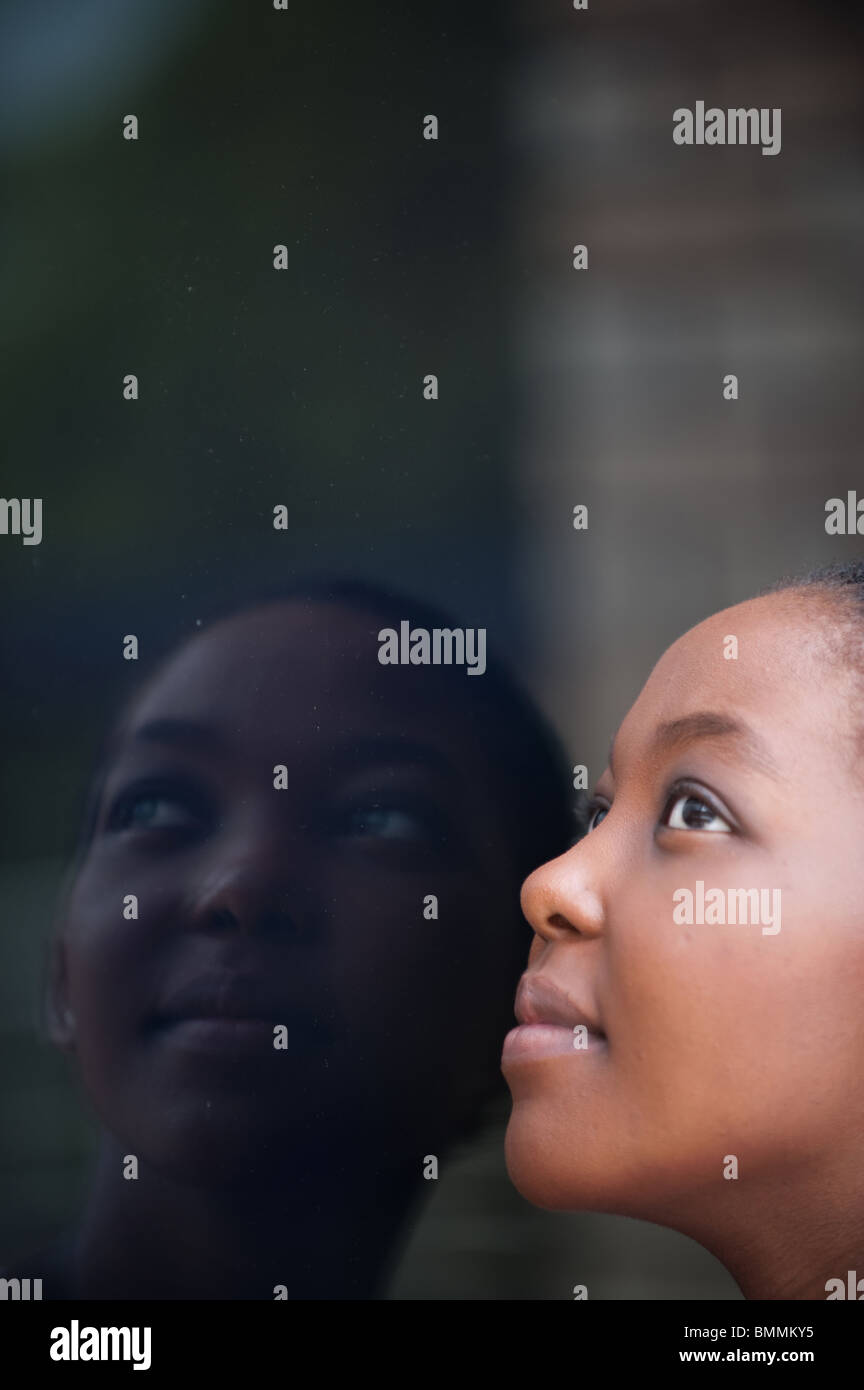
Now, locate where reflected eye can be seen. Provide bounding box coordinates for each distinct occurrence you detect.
[118,795,199,832]
[662,793,731,833]
[106,778,209,837]
[342,803,437,842]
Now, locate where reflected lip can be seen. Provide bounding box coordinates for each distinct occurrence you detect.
[151,973,292,1027]
[514,973,605,1037]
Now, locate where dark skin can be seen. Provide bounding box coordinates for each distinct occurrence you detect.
[505,590,864,1300]
[50,600,529,1299]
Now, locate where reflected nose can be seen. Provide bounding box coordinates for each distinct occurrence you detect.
[186,830,300,937]
[520,842,605,943]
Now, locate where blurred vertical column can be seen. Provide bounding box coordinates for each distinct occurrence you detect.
[509,0,864,772]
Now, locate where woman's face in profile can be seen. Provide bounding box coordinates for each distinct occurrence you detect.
[55,601,525,1181]
[505,591,864,1231]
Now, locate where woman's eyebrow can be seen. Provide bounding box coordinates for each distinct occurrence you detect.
[609,711,780,780]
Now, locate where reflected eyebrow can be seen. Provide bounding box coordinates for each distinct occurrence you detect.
[336,737,455,777]
[130,718,227,754]
[126,725,454,776]
[609,711,779,781]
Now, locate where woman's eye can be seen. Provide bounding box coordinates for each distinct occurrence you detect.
[586,803,609,832]
[662,793,731,834]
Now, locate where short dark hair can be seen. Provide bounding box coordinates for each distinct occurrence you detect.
[768,558,864,601]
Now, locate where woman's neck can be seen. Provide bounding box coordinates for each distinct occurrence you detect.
[655,1159,864,1301]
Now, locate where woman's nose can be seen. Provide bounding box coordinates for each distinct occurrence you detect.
[520,843,605,943]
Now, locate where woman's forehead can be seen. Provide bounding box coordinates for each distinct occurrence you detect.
[654,591,844,685]
[614,591,858,770]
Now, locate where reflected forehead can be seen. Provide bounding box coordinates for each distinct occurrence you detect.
[127,604,393,718]
[122,717,454,776]
[107,606,485,769]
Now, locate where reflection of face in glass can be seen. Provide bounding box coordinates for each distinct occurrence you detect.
[46,592,572,1297]
[59,600,531,1168]
[504,587,864,1300]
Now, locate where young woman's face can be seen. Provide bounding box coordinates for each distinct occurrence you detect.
[504,591,864,1232]
[56,602,526,1182]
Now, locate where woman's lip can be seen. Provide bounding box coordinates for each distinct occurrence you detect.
[501,1022,608,1065]
[514,973,604,1035]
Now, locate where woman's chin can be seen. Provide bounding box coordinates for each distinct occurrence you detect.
[504,1112,606,1211]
